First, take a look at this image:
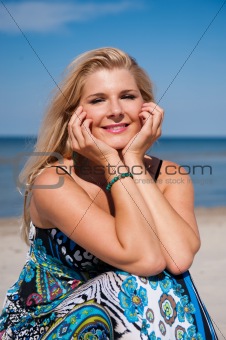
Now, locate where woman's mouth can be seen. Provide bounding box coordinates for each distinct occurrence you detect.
[102,123,129,134]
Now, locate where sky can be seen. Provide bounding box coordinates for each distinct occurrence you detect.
[0,0,226,137]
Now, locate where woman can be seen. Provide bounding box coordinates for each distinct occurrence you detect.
[0,47,218,339]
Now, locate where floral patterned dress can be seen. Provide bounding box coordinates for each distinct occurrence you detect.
[0,221,218,339]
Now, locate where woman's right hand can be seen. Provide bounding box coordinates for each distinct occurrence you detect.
[68,106,118,166]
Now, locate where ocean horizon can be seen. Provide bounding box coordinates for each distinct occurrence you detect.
[0,135,225,217]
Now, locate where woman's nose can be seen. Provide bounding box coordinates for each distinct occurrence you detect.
[107,100,123,117]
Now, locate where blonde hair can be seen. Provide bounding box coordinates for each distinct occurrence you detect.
[19,47,155,243]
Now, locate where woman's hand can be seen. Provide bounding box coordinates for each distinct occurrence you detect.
[68,106,118,165]
[122,102,164,162]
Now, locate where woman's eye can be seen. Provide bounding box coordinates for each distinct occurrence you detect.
[90,98,104,104]
[121,95,136,100]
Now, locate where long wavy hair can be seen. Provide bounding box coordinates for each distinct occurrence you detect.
[19,47,155,243]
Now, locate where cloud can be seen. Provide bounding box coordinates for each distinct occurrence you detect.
[0,0,143,33]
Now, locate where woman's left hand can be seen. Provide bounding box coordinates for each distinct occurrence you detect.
[122,102,164,161]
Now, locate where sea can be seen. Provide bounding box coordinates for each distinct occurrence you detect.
[0,136,225,217]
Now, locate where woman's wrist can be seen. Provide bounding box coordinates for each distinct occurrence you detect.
[123,154,144,171]
[103,157,130,183]
[106,172,133,191]
[123,154,155,181]
[98,152,120,167]
[123,151,143,164]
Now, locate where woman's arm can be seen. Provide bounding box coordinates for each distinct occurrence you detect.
[32,161,166,276]
[122,102,200,275]
[123,156,200,275]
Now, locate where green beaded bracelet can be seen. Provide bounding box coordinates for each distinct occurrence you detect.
[106,172,133,191]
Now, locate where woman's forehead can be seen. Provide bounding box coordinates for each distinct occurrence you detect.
[83,68,137,90]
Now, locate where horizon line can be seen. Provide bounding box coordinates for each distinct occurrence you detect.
[0,134,225,139]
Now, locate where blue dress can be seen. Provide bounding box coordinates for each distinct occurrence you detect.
[0,224,219,340]
[0,164,218,339]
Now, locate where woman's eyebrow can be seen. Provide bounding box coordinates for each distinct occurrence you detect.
[86,89,139,100]
[86,92,105,99]
[120,89,139,95]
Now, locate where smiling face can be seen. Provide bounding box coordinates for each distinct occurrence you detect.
[79,68,144,150]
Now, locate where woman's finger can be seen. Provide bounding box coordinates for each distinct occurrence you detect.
[139,111,153,129]
[81,119,94,144]
[68,106,83,127]
[141,103,164,133]
[68,108,86,148]
[142,102,164,116]
[152,109,163,132]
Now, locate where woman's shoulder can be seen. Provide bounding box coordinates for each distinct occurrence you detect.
[30,161,101,231]
[145,156,193,192]
[33,160,75,186]
[145,155,190,177]
[159,159,192,181]
[160,161,195,205]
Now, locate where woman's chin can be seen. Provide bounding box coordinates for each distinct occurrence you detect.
[108,141,127,151]
[97,136,128,151]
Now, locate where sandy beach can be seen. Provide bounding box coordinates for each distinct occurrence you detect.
[0,207,225,338]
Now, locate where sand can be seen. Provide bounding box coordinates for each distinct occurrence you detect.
[0,207,225,338]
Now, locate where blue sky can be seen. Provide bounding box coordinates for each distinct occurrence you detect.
[0,0,225,137]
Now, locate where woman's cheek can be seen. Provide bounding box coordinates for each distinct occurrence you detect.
[85,107,100,119]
